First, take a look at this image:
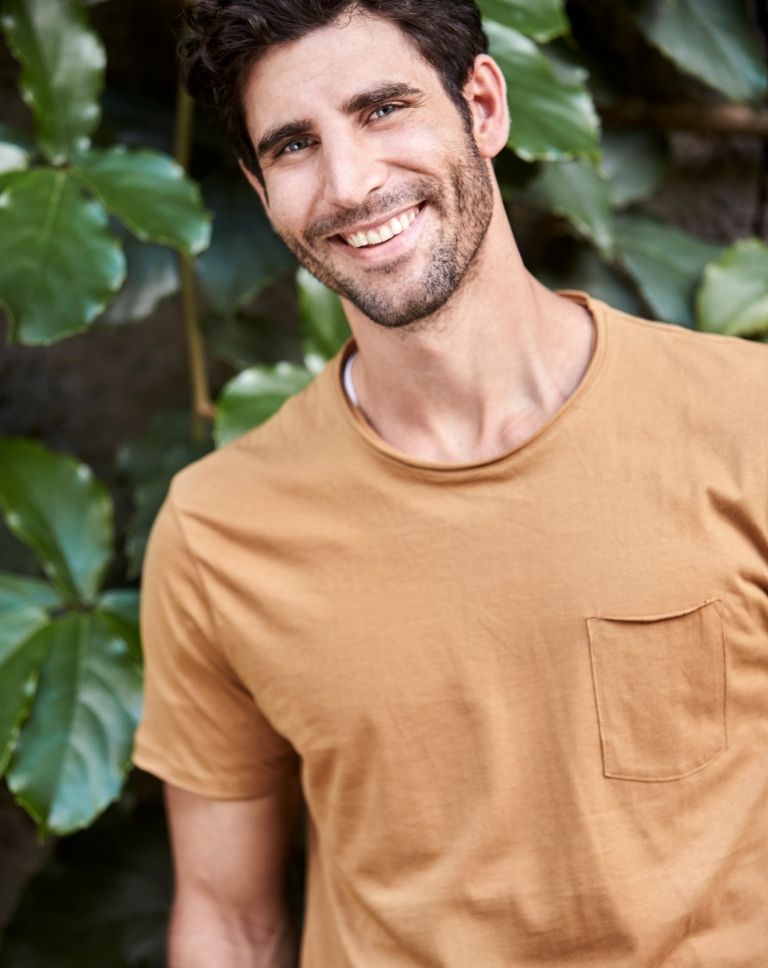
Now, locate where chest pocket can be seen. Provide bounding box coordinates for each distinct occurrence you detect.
[586,599,727,781]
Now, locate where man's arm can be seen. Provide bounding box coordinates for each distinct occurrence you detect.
[164,778,302,968]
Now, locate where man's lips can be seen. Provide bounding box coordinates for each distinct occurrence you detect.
[337,204,421,249]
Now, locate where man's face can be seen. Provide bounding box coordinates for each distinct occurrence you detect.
[243,12,495,329]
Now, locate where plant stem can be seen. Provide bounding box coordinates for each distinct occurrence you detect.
[173,83,213,437]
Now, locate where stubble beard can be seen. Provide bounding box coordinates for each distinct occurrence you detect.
[277,139,495,330]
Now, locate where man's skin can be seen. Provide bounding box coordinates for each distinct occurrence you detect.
[166,10,596,966]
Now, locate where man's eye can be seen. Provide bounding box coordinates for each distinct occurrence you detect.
[279,139,310,156]
[370,104,400,121]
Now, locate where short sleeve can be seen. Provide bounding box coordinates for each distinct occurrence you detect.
[132,488,300,798]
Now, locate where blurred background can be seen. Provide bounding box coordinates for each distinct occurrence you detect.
[0,0,766,964]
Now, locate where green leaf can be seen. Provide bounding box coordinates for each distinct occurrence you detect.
[1,0,105,163]
[100,231,178,326]
[0,438,114,605]
[613,214,721,327]
[117,412,211,578]
[72,147,211,256]
[196,180,295,315]
[536,244,644,316]
[525,159,613,254]
[0,169,125,344]
[0,124,33,175]
[6,613,143,836]
[0,573,59,773]
[478,0,567,42]
[203,311,303,371]
[297,268,351,360]
[634,0,768,104]
[96,589,142,665]
[696,239,768,338]
[601,129,668,208]
[215,364,313,447]
[485,20,600,162]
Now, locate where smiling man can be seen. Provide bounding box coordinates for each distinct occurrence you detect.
[132,2,768,967]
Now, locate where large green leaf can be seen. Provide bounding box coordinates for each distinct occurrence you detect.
[601,129,668,209]
[478,0,567,42]
[0,169,125,344]
[1,0,105,163]
[297,268,350,361]
[72,147,211,256]
[696,239,768,338]
[0,573,59,773]
[215,364,314,447]
[0,439,113,605]
[6,613,143,836]
[100,231,179,326]
[613,214,721,327]
[525,159,613,254]
[0,124,33,175]
[117,411,211,578]
[635,0,768,104]
[196,180,295,315]
[485,20,600,162]
[536,245,644,317]
[96,589,142,666]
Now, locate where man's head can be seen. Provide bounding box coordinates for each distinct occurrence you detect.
[183,2,509,329]
[182,0,488,184]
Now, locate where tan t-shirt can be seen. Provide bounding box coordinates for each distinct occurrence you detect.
[133,292,768,966]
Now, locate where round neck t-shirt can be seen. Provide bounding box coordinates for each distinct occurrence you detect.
[134,291,768,966]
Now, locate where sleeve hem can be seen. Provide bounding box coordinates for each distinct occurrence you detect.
[132,745,289,801]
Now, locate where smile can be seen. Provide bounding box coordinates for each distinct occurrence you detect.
[342,205,420,248]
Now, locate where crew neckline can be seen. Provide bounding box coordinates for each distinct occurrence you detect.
[332,290,608,476]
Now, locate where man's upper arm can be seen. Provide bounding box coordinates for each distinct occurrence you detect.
[165,778,302,914]
[133,488,300,799]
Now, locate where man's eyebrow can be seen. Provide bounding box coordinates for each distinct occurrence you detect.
[256,84,422,160]
[256,119,313,160]
[342,83,424,115]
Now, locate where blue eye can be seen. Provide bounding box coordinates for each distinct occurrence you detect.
[371,104,399,120]
[279,139,310,156]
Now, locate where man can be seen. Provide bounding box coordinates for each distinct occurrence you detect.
[132,1,768,965]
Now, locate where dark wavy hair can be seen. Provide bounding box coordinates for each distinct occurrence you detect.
[180,0,488,183]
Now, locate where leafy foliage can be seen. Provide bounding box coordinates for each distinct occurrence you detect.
[634,0,768,104]
[697,239,768,337]
[612,215,722,328]
[485,19,600,161]
[0,170,126,344]
[0,0,210,345]
[477,0,567,42]
[1,0,105,162]
[0,440,142,837]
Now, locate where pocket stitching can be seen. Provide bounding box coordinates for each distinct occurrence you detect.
[586,598,728,782]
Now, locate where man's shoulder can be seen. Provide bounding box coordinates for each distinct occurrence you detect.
[168,359,344,517]
[602,301,768,407]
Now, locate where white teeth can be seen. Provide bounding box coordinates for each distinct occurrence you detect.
[343,206,419,248]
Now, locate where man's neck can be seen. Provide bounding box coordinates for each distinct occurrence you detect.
[343,206,596,465]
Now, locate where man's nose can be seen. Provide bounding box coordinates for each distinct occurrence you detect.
[320,132,388,211]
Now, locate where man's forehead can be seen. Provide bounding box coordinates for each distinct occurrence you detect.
[243,12,432,128]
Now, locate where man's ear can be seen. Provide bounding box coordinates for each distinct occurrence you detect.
[238,158,269,208]
[463,54,510,159]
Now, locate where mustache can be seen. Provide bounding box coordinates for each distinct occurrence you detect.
[305,179,439,243]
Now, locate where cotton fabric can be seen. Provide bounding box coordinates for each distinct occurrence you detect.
[134,292,768,966]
